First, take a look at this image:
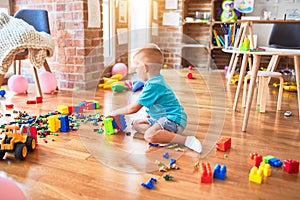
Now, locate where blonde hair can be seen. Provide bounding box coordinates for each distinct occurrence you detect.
[133,44,164,65]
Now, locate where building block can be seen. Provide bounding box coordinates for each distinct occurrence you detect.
[213,164,227,180]
[248,153,263,168]
[284,160,299,174]
[93,101,100,109]
[163,152,169,159]
[68,106,74,113]
[103,117,115,134]
[36,96,42,103]
[141,178,157,189]
[216,137,231,152]
[57,105,69,114]
[199,162,213,183]
[268,157,283,167]
[74,105,84,113]
[26,100,36,104]
[59,115,70,132]
[113,115,127,131]
[47,115,60,132]
[259,162,271,177]
[249,166,264,184]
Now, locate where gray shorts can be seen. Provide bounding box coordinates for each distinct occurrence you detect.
[147,117,184,134]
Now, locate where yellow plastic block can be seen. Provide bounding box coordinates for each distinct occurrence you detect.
[47,115,61,132]
[57,105,69,114]
[249,166,264,184]
[260,162,271,177]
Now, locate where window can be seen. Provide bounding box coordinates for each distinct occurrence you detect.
[103,0,115,66]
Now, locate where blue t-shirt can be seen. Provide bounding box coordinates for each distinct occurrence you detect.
[137,74,187,128]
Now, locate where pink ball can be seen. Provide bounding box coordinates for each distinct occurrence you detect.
[39,71,57,94]
[0,177,26,200]
[186,72,193,79]
[112,63,128,78]
[8,75,28,94]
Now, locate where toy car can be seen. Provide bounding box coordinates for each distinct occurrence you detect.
[0,124,36,160]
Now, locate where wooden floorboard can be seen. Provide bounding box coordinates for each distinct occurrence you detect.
[0,69,299,200]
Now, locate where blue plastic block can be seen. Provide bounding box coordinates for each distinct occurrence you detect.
[59,115,70,132]
[114,115,127,131]
[141,178,157,189]
[163,152,169,159]
[268,157,283,167]
[132,81,144,92]
[170,158,176,166]
[213,164,226,180]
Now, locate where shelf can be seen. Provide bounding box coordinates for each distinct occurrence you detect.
[212,21,236,25]
[183,20,211,25]
[181,43,209,48]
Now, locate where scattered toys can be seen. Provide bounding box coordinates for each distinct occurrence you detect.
[163,174,174,181]
[248,153,263,168]
[199,162,213,183]
[213,164,227,181]
[284,160,299,174]
[284,111,292,117]
[0,89,6,97]
[249,166,264,184]
[216,137,231,152]
[163,152,169,159]
[186,66,193,79]
[141,178,157,189]
[263,155,282,167]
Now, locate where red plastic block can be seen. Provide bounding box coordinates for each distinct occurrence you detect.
[284,160,299,174]
[248,153,263,168]
[36,96,42,103]
[216,137,231,152]
[26,100,37,104]
[199,162,213,183]
[68,106,74,113]
[5,104,14,109]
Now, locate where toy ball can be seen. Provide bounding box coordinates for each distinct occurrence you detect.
[188,66,193,70]
[186,72,193,79]
[39,71,57,94]
[8,75,28,94]
[112,63,128,78]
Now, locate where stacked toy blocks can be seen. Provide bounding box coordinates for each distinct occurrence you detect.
[199,162,213,183]
[263,155,283,167]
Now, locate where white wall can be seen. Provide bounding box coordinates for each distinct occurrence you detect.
[246,1,300,46]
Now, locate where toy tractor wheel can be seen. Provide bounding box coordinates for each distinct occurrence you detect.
[26,136,36,152]
[15,144,28,160]
[0,151,5,159]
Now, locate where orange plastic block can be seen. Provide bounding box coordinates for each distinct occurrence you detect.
[248,153,263,168]
[216,137,231,152]
[199,162,213,183]
[249,166,264,184]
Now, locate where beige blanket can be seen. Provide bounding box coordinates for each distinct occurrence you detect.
[0,12,54,75]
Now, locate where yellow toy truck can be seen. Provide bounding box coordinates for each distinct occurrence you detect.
[0,124,36,160]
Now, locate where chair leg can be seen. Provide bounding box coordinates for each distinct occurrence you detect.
[277,77,284,111]
[242,74,250,108]
[259,77,268,113]
[0,74,4,87]
[233,54,249,111]
[43,60,51,72]
[32,66,43,98]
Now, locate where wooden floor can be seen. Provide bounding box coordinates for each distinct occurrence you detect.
[0,69,299,200]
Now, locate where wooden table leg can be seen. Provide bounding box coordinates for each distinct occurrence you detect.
[242,54,261,132]
[233,53,249,111]
[294,55,300,120]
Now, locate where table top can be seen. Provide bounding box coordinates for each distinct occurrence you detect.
[237,20,300,24]
[222,47,300,56]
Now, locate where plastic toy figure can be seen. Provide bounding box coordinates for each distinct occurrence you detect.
[219,0,241,22]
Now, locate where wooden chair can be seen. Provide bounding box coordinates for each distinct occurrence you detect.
[13,9,53,97]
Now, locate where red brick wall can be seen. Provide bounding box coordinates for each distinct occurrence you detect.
[151,0,183,68]
[12,0,104,90]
